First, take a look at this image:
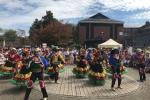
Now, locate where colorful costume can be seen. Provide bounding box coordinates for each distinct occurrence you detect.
[104,61,128,74]
[135,48,146,82]
[109,49,122,91]
[72,56,89,77]
[24,49,49,100]
[88,52,107,85]
[10,58,32,86]
[48,47,66,83]
[45,51,66,75]
[0,49,20,75]
[44,52,55,75]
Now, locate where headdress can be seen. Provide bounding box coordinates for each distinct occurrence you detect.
[136,48,142,53]
[34,48,41,52]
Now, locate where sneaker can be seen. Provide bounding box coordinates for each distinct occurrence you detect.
[118,86,122,89]
[140,80,144,82]
[43,98,47,100]
[111,87,115,91]
[55,81,60,84]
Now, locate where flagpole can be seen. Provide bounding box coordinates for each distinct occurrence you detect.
[3,39,5,49]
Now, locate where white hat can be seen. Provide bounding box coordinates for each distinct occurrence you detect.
[12,48,16,51]
[136,48,142,52]
[34,48,41,52]
[146,51,150,54]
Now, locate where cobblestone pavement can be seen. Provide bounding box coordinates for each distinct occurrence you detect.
[0,65,150,100]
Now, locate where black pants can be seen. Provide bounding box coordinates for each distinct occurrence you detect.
[137,63,146,80]
[12,63,17,76]
[50,64,59,82]
[24,72,48,100]
[111,66,121,87]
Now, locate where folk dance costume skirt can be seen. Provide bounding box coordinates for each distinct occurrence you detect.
[88,64,108,85]
[10,65,32,86]
[72,60,89,77]
[44,64,66,75]
[104,63,128,74]
[0,61,14,75]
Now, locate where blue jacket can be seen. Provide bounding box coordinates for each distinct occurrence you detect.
[109,54,119,67]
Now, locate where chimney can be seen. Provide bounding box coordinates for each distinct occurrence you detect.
[146,21,149,25]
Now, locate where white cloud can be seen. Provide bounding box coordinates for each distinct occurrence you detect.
[128,11,150,20]
[0,0,150,35]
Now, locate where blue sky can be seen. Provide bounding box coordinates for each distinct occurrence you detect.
[0,0,150,36]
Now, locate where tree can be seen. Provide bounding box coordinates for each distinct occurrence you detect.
[34,21,73,47]
[70,24,80,44]
[4,29,18,42]
[29,11,58,42]
[17,29,26,37]
[41,11,58,27]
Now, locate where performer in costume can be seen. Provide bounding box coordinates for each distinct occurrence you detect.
[48,46,66,84]
[72,49,89,77]
[109,48,122,91]
[0,48,20,76]
[135,48,146,82]
[44,48,55,76]
[88,50,107,85]
[10,50,32,86]
[145,51,150,72]
[104,49,128,75]
[24,48,49,100]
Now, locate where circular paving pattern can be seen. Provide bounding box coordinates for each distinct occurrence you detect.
[34,66,139,97]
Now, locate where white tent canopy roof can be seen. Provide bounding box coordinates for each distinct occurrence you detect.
[98,38,122,48]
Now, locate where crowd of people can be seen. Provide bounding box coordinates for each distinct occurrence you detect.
[0,45,149,100]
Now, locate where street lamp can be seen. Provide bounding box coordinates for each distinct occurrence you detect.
[101,32,103,40]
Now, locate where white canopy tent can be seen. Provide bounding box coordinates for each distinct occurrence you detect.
[98,38,122,48]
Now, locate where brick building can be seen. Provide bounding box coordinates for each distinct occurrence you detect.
[135,21,150,47]
[78,13,124,48]
[123,25,141,46]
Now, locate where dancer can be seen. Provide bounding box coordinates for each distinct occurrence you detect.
[11,50,32,86]
[135,48,146,82]
[88,50,107,85]
[44,48,55,77]
[0,48,20,76]
[72,49,89,77]
[48,46,66,83]
[104,49,128,75]
[24,48,49,100]
[145,51,150,72]
[109,48,122,91]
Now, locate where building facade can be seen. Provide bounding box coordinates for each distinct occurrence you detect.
[78,13,124,48]
[135,21,150,47]
[123,25,141,46]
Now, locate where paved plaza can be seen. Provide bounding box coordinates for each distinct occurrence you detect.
[0,65,150,100]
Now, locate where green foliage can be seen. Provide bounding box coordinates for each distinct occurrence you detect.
[70,43,83,49]
[69,24,80,44]
[4,29,17,42]
[29,11,58,42]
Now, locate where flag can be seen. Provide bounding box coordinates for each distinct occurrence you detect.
[3,39,5,48]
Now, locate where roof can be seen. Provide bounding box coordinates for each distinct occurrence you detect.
[124,24,143,28]
[143,25,150,30]
[79,13,124,24]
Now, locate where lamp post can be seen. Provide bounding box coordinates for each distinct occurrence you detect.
[101,32,103,40]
